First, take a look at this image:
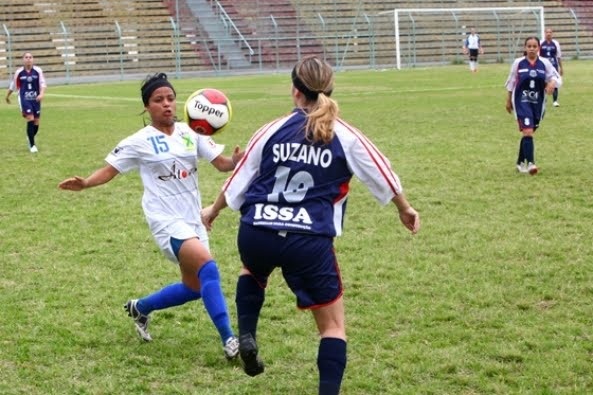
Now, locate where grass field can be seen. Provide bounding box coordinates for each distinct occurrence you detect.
[1,61,593,395]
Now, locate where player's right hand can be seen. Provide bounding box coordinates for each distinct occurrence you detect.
[201,205,220,231]
[58,176,87,191]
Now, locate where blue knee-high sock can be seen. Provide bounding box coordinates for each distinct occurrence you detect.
[198,260,234,344]
[27,121,35,146]
[136,282,201,315]
[33,123,39,136]
[318,337,347,395]
[522,136,535,164]
[517,137,526,165]
[553,88,558,102]
[235,274,265,339]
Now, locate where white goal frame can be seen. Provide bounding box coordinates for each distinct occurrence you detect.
[379,6,545,70]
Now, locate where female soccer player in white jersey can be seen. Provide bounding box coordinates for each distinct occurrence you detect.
[201,56,420,394]
[462,28,484,73]
[505,37,562,175]
[58,73,242,359]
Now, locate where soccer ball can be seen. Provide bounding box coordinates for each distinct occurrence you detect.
[183,88,232,135]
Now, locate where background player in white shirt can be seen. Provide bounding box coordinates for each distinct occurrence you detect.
[59,73,243,359]
[463,28,484,73]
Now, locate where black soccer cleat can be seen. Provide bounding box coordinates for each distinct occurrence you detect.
[239,333,264,377]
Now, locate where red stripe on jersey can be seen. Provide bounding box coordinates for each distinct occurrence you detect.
[336,119,401,196]
[222,114,294,192]
[333,180,350,203]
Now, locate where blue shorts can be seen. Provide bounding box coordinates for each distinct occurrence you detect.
[237,222,343,309]
[514,100,544,131]
[20,99,41,119]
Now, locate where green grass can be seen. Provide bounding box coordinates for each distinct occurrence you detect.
[1,61,593,394]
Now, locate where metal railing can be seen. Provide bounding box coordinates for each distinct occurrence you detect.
[0,7,590,85]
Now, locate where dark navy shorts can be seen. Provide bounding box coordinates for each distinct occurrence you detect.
[514,100,543,131]
[237,222,343,309]
[20,100,41,119]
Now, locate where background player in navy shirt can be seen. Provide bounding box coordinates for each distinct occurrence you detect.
[5,52,47,153]
[540,28,563,107]
[202,56,420,394]
[505,37,562,175]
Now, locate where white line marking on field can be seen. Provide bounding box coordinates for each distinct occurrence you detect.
[46,93,137,102]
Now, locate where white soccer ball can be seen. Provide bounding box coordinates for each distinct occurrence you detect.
[183,88,232,136]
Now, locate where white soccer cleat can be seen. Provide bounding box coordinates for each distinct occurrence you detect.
[30,145,38,153]
[516,163,528,174]
[527,163,538,175]
[223,336,240,360]
[553,101,560,107]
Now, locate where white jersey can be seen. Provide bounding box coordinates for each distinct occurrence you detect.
[106,122,223,234]
[465,34,481,50]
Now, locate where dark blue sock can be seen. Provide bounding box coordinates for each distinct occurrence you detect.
[553,88,558,102]
[522,136,535,163]
[517,137,526,165]
[318,337,347,395]
[33,123,39,136]
[27,121,35,146]
[235,274,265,339]
[198,260,234,344]
[136,282,201,315]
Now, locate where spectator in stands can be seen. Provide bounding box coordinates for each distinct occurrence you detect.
[5,52,46,153]
[462,28,484,73]
[505,37,562,175]
[58,72,243,360]
[540,28,563,107]
[201,55,420,395]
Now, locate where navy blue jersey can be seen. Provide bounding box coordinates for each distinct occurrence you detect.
[505,56,561,130]
[10,66,46,103]
[223,109,403,237]
[539,39,562,70]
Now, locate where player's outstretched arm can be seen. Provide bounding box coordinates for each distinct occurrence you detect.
[201,191,228,231]
[392,194,420,234]
[58,165,119,191]
[211,145,245,172]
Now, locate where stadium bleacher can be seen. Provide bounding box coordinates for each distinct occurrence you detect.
[0,0,591,83]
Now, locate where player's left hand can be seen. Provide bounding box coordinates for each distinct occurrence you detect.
[231,145,245,167]
[399,206,420,234]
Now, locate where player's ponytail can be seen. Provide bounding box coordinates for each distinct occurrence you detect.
[292,56,339,144]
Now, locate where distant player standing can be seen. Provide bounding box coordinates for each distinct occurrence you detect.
[462,28,484,73]
[540,28,563,107]
[505,37,562,175]
[5,52,47,153]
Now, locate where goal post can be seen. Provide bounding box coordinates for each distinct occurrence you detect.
[378,6,545,70]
